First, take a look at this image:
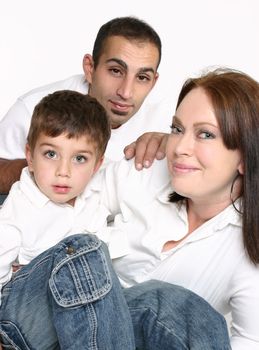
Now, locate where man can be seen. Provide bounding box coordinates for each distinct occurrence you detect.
[0,16,172,196]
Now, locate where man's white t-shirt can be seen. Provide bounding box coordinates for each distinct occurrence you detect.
[0,74,173,161]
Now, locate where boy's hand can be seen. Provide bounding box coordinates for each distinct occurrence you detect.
[124,132,169,170]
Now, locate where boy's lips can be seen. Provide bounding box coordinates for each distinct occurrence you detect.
[52,185,71,194]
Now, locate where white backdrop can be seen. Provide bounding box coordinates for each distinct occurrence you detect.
[1,0,258,119]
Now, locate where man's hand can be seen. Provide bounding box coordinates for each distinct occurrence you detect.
[0,158,27,193]
[124,132,169,170]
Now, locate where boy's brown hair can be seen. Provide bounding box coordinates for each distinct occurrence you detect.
[27,90,111,158]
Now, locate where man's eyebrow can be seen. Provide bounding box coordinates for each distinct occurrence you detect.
[106,58,128,70]
[106,58,155,74]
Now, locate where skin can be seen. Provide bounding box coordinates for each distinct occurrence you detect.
[83,35,159,129]
[26,133,103,206]
[165,87,243,244]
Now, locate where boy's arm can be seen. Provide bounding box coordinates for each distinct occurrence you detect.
[124,132,169,170]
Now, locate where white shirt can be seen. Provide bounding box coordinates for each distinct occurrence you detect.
[0,167,128,303]
[0,74,173,162]
[99,158,259,350]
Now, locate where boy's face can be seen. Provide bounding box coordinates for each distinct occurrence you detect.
[26,133,103,206]
[83,35,159,129]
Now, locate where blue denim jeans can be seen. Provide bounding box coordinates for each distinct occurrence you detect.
[0,234,135,349]
[0,234,231,349]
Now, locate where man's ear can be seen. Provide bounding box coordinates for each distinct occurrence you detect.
[150,72,159,90]
[25,143,34,172]
[82,54,94,84]
[153,72,159,86]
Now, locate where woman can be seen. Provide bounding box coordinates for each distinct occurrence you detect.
[100,68,259,349]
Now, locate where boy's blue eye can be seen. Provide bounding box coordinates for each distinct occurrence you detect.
[74,155,86,163]
[45,150,56,159]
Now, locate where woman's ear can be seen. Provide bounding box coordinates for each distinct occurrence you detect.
[25,143,34,172]
[238,161,244,175]
[82,54,94,84]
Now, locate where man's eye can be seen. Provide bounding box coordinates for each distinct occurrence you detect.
[109,68,122,76]
[74,155,86,163]
[138,75,150,82]
[45,150,57,159]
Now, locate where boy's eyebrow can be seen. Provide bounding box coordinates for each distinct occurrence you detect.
[76,149,94,155]
[106,58,155,74]
[39,143,94,155]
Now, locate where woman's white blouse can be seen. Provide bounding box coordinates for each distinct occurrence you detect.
[99,158,259,350]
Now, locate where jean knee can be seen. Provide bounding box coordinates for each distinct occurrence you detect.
[49,234,112,307]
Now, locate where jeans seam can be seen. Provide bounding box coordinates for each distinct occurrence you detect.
[86,303,98,350]
[129,306,189,350]
[0,325,29,350]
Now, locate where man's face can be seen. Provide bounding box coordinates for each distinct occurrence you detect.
[84,36,159,129]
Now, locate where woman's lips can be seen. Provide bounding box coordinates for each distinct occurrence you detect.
[172,163,199,174]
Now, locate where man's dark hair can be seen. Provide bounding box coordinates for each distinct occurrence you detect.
[92,16,162,69]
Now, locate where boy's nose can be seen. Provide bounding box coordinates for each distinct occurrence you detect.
[56,160,71,177]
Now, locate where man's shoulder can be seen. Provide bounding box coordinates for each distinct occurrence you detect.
[18,74,88,111]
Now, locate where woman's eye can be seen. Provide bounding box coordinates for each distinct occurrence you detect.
[74,155,86,163]
[199,131,215,139]
[45,150,57,159]
[170,124,182,134]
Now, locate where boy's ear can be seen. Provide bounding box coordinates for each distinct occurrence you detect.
[82,54,94,84]
[93,156,104,175]
[25,143,34,172]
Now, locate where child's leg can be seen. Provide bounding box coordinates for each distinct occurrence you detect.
[0,234,135,350]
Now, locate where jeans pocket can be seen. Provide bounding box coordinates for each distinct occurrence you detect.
[49,235,112,307]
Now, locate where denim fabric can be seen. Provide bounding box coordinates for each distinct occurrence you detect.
[0,233,231,350]
[125,280,231,350]
[0,234,135,350]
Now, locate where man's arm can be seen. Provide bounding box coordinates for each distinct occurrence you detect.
[124,132,169,170]
[0,158,27,193]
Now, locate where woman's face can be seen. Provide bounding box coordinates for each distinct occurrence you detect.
[166,87,243,205]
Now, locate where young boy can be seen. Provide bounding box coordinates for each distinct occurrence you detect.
[0,90,135,349]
